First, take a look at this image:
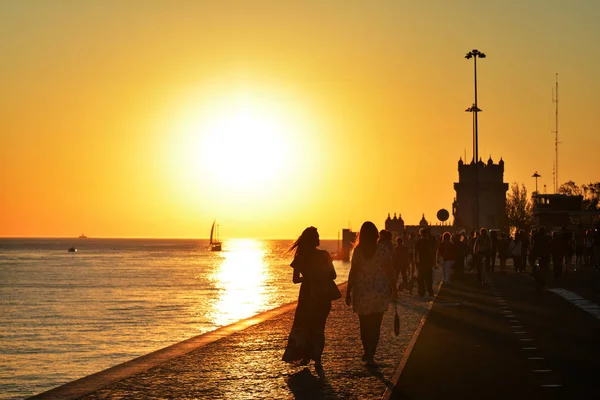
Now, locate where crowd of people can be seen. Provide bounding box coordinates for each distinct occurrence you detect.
[388,223,600,290]
[281,222,600,373]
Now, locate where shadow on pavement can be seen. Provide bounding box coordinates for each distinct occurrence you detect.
[287,367,340,400]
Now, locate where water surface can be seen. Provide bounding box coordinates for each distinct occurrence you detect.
[0,238,349,399]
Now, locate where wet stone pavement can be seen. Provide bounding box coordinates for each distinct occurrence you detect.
[81,273,441,400]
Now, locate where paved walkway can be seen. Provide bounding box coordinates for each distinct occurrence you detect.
[392,269,600,400]
[33,273,442,399]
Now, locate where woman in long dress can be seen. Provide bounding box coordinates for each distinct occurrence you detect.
[282,226,341,372]
[346,221,398,368]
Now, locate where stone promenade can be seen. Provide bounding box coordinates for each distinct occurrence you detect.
[393,267,600,399]
[33,273,441,400]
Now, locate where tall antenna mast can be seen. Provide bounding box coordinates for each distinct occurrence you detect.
[552,73,559,193]
[552,161,555,193]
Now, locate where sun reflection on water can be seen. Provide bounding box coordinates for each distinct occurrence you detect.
[210,239,271,327]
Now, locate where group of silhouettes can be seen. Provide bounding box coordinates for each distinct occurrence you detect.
[281,221,600,373]
[439,224,600,289]
[281,222,440,373]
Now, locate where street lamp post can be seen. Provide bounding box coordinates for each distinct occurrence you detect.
[532,171,541,194]
[465,49,486,232]
[465,104,482,164]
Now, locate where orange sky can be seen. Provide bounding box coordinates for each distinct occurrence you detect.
[1,1,599,239]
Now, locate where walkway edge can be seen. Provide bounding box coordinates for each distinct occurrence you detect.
[381,280,443,400]
[30,281,347,400]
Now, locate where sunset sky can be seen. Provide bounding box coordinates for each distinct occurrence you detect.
[1,1,599,239]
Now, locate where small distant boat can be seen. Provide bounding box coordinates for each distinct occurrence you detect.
[209,220,222,252]
[78,233,87,239]
[68,247,77,252]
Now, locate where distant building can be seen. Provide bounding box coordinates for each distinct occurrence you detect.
[453,157,509,232]
[385,213,405,234]
[385,213,451,238]
[532,193,599,228]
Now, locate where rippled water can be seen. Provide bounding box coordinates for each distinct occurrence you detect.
[0,238,349,399]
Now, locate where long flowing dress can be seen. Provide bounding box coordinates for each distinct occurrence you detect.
[282,249,339,363]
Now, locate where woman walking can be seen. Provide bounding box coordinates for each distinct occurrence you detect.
[474,228,492,284]
[346,221,398,368]
[510,233,523,273]
[394,237,410,284]
[283,226,341,373]
[452,232,467,276]
[498,233,510,273]
[437,232,455,284]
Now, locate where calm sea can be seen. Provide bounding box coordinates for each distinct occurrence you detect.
[0,238,350,400]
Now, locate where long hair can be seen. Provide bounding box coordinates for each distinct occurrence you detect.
[354,221,379,250]
[289,226,319,257]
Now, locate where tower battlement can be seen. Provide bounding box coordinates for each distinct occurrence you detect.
[458,157,505,183]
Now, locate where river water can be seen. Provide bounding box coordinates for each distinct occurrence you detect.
[0,238,349,399]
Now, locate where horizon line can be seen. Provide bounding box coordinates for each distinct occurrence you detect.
[0,236,339,241]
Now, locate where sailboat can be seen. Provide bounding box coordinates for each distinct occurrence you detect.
[209,220,222,252]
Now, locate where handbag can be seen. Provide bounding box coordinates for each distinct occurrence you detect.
[326,279,342,300]
[394,302,400,336]
[323,251,341,300]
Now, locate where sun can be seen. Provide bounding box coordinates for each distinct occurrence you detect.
[158,86,326,221]
[200,102,288,190]
[170,91,304,200]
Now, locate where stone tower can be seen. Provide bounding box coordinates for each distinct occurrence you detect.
[453,157,508,232]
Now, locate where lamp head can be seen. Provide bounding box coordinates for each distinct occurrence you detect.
[467,49,486,58]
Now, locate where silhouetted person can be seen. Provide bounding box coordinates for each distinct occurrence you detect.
[593,225,600,271]
[470,230,480,273]
[498,233,510,273]
[452,232,467,276]
[346,221,398,368]
[437,232,455,284]
[378,229,394,254]
[405,232,417,279]
[528,228,538,268]
[283,226,341,373]
[490,230,499,272]
[520,229,530,273]
[561,226,573,273]
[574,224,585,269]
[393,237,409,284]
[550,230,564,279]
[415,228,435,296]
[474,228,491,284]
[531,226,551,292]
[509,233,523,273]
[584,229,594,266]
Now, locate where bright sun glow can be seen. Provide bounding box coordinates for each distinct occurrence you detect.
[202,106,288,189]
[171,92,302,199]
[161,86,323,221]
